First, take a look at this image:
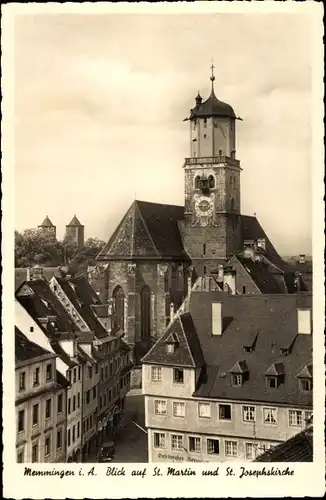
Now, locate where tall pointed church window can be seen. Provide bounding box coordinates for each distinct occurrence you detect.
[112,286,125,330]
[140,285,151,340]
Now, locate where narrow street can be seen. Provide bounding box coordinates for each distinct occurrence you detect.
[86,392,148,463]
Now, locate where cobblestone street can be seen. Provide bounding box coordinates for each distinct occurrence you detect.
[86,392,148,463]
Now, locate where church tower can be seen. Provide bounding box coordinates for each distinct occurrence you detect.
[181,66,242,274]
[38,215,56,238]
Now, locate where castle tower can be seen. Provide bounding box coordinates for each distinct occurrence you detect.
[181,65,243,275]
[65,215,85,249]
[38,215,56,238]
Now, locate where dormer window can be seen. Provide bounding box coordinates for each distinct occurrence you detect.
[265,362,284,388]
[232,374,243,386]
[229,360,249,386]
[257,238,266,250]
[299,378,313,391]
[266,376,278,389]
[297,364,312,391]
[165,333,179,354]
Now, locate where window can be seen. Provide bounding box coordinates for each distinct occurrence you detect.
[289,410,303,427]
[198,402,211,419]
[45,398,52,419]
[88,366,92,379]
[93,386,96,399]
[105,366,109,379]
[232,374,243,386]
[204,133,207,138]
[219,404,232,420]
[113,285,125,330]
[300,378,313,391]
[203,266,207,275]
[86,391,90,405]
[73,395,76,411]
[208,175,215,188]
[195,175,201,189]
[19,371,26,391]
[32,443,38,463]
[30,326,34,332]
[17,450,24,463]
[140,285,151,340]
[225,440,238,457]
[263,407,277,425]
[73,368,77,383]
[154,432,166,449]
[171,434,184,451]
[72,425,76,442]
[67,370,71,384]
[99,396,102,410]
[243,406,255,422]
[245,442,259,460]
[207,439,220,455]
[203,244,206,256]
[77,392,80,408]
[45,436,51,456]
[154,400,167,416]
[46,363,52,381]
[78,366,81,380]
[68,398,71,415]
[77,422,80,438]
[33,367,40,386]
[18,410,25,432]
[57,393,63,414]
[151,366,162,382]
[203,118,207,128]
[104,393,107,406]
[305,411,313,425]
[108,389,112,403]
[266,376,277,389]
[242,286,246,294]
[189,436,201,453]
[32,404,39,426]
[57,429,62,450]
[95,363,99,374]
[101,368,104,381]
[173,368,184,384]
[173,402,185,418]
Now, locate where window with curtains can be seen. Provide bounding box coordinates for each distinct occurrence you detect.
[112,285,125,330]
[140,285,151,340]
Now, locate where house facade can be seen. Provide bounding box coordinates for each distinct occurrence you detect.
[142,291,313,463]
[15,327,68,463]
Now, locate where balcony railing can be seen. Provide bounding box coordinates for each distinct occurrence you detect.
[184,156,240,167]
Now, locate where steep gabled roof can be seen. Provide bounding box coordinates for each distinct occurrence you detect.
[255,427,313,462]
[236,256,286,293]
[97,200,189,261]
[67,215,83,227]
[240,215,289,271]
[142,313,204,369]
[15,326,53,363]
[39,215,55,227]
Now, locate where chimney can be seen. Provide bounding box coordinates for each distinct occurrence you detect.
[257,238,266,251]
[212,302,222,336]
[170,302,175,322]
[224,266,236,295]
[297,309,312,335]
[243,240,255,260]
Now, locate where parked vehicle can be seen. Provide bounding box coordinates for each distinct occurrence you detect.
[99,441,115,462]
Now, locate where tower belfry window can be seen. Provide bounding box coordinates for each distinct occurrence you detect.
[203,118,207,129]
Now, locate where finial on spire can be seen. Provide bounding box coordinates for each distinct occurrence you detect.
[210,58,215,93]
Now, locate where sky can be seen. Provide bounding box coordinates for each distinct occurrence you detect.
[14,12,313,255]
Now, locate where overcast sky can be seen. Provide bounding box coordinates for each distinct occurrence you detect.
[14,12,313,255]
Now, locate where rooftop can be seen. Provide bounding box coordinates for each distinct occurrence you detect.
[142,291,313,407]
[15,326,53,363]
[39,215,55,228]
[255,427,313,462]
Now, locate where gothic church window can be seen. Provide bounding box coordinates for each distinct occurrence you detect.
[208,175,215,188]
[112,286,125,330]
[140,285,151,340]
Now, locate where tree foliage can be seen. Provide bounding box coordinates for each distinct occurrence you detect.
[15,229,106,276]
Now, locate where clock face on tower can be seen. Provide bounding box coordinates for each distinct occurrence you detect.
[195,196,214,217]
